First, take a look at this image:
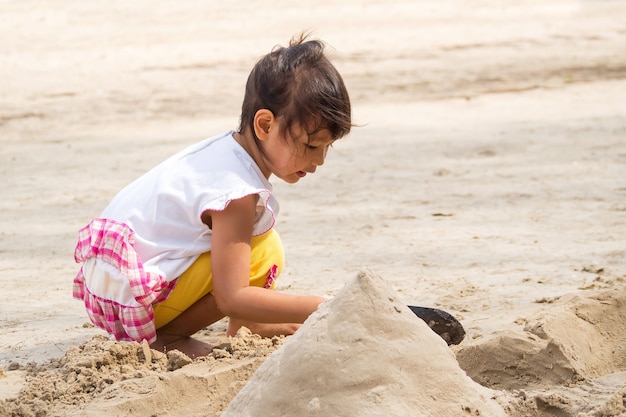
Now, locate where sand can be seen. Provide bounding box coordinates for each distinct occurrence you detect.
[222,271,509,417]
[1,0,626,416]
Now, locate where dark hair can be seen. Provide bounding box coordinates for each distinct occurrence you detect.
[238,34,352,144]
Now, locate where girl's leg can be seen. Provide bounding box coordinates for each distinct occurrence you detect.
[151,251,223,357]
[151,228,289,355]
[150,292,224,358]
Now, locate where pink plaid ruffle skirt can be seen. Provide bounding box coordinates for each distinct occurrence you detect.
[73,218,176,343]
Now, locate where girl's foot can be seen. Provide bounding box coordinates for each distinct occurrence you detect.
[150,336,213,359]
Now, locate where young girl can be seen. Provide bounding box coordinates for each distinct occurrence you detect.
[73,34,352,357]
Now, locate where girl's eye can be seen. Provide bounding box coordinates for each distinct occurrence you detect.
[306,145,318,150]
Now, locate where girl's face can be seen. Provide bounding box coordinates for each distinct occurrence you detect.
[262,124,334,184]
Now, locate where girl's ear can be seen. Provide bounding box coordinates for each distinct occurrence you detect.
[253,109,275,141]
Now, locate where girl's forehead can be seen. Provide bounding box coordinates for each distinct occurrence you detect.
[307,129,334,145]
[289,122,332,142]
[298,129,335,146]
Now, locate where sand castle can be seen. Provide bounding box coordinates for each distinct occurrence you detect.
[222,270,508,416]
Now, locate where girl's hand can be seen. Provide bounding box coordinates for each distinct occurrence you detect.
[226,319,300,337]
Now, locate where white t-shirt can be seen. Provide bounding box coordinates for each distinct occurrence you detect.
[101,130,279,282]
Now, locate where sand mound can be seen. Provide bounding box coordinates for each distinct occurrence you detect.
[0,329,284,417]
[222,270,507,416]
[456,289,626,416]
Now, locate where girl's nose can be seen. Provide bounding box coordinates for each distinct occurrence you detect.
[314,146,328,166]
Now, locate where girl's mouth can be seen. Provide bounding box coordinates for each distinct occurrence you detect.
[296,171,307,178]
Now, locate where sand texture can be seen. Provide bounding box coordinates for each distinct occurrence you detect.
[223,270,508,417]
[1,0,626,416]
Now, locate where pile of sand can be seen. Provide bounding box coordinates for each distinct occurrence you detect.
[0,330,285,417]
[221,271,625,417]
[1,271,624,417]
[456,289,626,416]
[223,270,507,416]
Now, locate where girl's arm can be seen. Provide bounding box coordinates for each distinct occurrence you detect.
[207,194,325,324]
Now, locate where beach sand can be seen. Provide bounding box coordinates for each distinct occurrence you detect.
[1,1,625,415]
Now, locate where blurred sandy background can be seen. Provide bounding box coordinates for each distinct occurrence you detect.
[1,1,625,415]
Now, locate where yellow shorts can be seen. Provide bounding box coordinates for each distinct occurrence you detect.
[153,228,284,329]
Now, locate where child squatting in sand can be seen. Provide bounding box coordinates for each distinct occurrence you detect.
[72,34,352,358]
